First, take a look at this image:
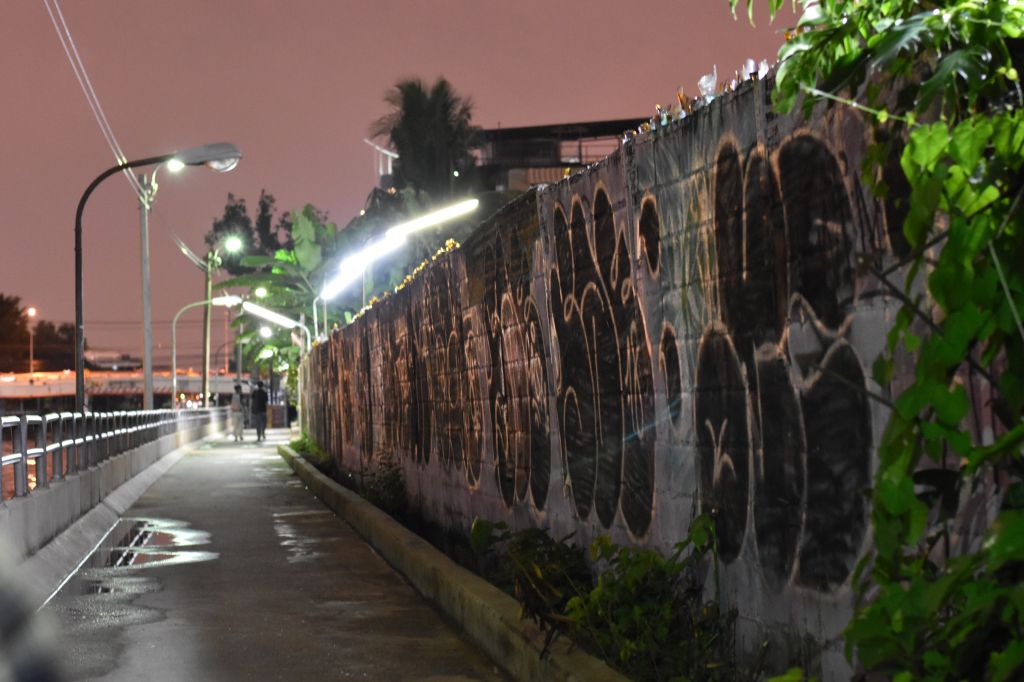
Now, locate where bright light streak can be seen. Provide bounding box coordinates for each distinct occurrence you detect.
[211,295,242,307]
[258,347,275,360]
[320,199,478,302]
[320,231,407,301]
[242,301,300,329]
[385,198,479,239]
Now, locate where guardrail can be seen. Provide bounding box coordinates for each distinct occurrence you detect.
[0,409,224,502]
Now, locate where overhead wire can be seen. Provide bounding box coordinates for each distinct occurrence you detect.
[42,0,145,198]
[44,0,214,271]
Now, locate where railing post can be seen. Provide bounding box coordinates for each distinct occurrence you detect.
[14,416,28,497]
[32,415,48,490]
[52,414,64,481]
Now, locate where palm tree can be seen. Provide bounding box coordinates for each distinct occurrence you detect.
[371,77,480,201]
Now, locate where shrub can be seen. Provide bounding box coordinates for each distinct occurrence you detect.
[470,518,591,655]
[289,433,335,476]
[565,514,745,682]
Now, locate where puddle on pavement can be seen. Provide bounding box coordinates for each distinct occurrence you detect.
[54,518,218,599]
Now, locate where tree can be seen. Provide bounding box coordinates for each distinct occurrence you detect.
[371,77,481,201]
[0,294,28,372]
[735,1,1024,679]
[32,321,75,371]
[205,190,292,276]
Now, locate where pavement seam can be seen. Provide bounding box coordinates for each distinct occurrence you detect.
[277,444,628,682]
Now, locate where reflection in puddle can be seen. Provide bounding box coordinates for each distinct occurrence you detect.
[50,518,218,602]
[89,518,218,575]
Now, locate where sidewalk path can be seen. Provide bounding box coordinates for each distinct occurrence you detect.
[47,428,504,681]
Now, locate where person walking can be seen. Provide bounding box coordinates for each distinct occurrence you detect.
[229,384,244,442]
[251,380,269,441]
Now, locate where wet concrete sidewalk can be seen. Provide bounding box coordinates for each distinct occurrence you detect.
[47,428,505,681]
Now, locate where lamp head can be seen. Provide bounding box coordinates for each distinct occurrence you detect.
[223,235,243,253]
[26,306,37,318]
[254,286,268,298]
[260,326,273,339]
[211,295,242,307]
[168,142,242,174]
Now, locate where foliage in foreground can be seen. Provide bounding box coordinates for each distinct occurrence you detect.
[733,1,1024,679]
[472,515,751,681]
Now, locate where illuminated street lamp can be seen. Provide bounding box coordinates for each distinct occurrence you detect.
[201,237,244,407]
[171,295,241,409]
[318,199,479,323]
[241,302,311,351]
[75,142,242,413]
[26,306,37,374]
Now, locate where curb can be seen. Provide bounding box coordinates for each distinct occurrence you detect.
[278,445,628,682]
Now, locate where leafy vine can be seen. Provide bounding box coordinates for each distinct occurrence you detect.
[733,1,1024,678]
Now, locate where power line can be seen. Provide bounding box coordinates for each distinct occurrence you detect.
[42,0,144,197]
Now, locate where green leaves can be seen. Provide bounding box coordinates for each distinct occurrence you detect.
[744,0,1024,679]
[290,205,324,274]
[565,513,740,681]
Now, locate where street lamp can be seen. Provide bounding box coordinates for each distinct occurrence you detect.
[318,198,479,310]
[26,307,37,374]
[75,142,242,413]
[241,302,311,351]
[201,237,244,407]
[172,295,241,409]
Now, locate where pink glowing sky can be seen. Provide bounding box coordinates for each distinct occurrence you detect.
[0,0,791,367]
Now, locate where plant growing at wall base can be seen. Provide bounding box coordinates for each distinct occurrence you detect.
[362,452,406,519]
[734,1,1024,679]
[289,432,334,476]
[564,514,746,682]
[470,518,591,656]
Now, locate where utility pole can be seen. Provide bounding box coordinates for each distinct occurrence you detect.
[139,174,155,410]
[202,251,214,407]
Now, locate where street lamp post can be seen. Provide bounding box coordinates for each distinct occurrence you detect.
[74,142,242,413]
[26,307,37,374]
[202,236,243,407]
[172,295,241,409]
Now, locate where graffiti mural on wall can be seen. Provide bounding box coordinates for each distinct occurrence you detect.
[299,81,910,629]
[695,133,872,589]
[547,186,657,536]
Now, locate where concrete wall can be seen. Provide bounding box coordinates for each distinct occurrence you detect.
[1,413,225,563]
[299,78,977,675]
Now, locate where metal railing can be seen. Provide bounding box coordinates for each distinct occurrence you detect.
[0,408,224,501]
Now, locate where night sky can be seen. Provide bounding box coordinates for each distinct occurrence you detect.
[0,0,791,367]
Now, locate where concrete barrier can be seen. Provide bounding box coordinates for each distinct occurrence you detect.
[278,444,626,682]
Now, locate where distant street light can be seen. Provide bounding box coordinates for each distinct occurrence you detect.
[75,142,242,413]
[241,302,311,351]
[171,295,241,409]
[201,238,244,407]
[26,306,37,374]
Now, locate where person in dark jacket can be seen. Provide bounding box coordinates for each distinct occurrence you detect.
[250,381,269,441]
